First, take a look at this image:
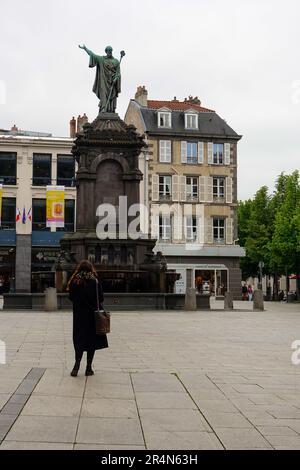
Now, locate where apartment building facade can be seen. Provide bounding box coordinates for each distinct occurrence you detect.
[0,124,77,293]
[125,87,245,298]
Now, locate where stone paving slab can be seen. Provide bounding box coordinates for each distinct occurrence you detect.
[1,302,300,449]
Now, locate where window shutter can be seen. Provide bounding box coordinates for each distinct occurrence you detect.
[197,215,204,245]
[152,174,159,202]
[198,142,204,164]
[151,206,159,239]
[205,217,213,244]
[173,212,182,242]
[199,176,205,202]
[166,140,171,162]
[206,176,213,203]
[172,175,180,202]
[224,143,231,165]
[207,142,213,164]
[180,175,186,201]
[160,140,171,163]
[226,217,233,244]
[181,141,187,163]
[226,176,233,203]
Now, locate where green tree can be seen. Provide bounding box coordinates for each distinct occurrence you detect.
[268,171,300,298]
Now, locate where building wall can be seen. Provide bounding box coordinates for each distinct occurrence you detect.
[0,136,75,292]
[125,99,244,298]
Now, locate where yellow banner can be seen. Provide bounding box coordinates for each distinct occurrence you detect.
[0,184,2,227]
[46,186,65,228]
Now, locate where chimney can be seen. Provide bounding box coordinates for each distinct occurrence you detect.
[81,113,88,127]
[134,85,148,107]
[184,95,201,106]
[77,114,89,133]
[70,117,76,138]
[11,124,18,134]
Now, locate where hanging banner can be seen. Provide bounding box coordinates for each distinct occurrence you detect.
[46,185,65,228]
[0,184,2,227]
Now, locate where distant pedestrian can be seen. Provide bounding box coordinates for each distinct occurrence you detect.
[67,260,108,377]
[248,284,253,301]
[242,283,248,301]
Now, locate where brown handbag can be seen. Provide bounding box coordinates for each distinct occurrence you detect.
[94,280,110,335]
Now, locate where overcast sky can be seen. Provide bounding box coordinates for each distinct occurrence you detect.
[1,0,299,200]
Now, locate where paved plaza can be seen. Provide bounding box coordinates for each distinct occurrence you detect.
[0,301,300,450]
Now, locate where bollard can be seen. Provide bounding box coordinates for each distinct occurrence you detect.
[224,292,234,311]
[184,287,197,311]
[45,287,58,311]
[253,290,264,311]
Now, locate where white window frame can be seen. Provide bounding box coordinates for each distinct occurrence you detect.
[159,140,172,163]
[213,218,225,244]
[185,216,198,241]
[186,142,198,164]
[186,176,198,200]
[213,177,225,199]
[213,143,224,165]
[159,175,172,199]
[158,112,172,128]
[159,215,172,241]
[185,113,198,130]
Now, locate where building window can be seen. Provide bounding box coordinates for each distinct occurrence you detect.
[213,144,224,165]
[57,155,75,186]
[32,199,49,231]
[1,198,16,229]
[0,152,17,185]
[57,200,75,232]
[158,112,171,128]
[33,154,52,186]
[185,113,198,129]
[159,215,171,241]
[186,177,198,200]
[159,140,171,163]
[187,142,198,164]
[213,177,225,199]
[213,218,225,244]
[186,216,197,241]
[159,175,172,199]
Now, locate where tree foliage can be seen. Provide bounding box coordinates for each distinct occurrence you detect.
[238,171,300,294]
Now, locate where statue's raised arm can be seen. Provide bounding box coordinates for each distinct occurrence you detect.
[78,44,125,114]
[78,44,95,58]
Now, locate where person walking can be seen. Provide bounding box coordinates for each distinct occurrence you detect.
[67,260,108,377]
[247,284,253,301]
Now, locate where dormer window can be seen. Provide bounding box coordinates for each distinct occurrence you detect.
[185,111,198,130]
[158,111,172,128]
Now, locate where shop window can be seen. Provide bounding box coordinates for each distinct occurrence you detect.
[32,199,49,231]
[0,152,16,185]
[1,198,16,229]
[57,155,75,186]
[57,200,75,232]
[33,154,52,186]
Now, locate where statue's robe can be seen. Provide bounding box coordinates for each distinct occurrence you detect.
[89,53,121,113]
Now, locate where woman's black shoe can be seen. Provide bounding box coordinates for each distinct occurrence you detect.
[70,363,80,377]
[85,367,94,376]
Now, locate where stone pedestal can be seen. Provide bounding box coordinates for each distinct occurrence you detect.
[45,287,57,311]
[224,292,234,310]
[253,290,264,311]
[60,113,168,293]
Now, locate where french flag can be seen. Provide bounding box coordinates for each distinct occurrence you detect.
[16,208,21,222]
[27,207,32,222]
[22,206,26,224]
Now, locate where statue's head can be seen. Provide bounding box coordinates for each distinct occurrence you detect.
[105,46,113,58]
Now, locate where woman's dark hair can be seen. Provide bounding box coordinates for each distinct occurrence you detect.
[67,260,98,291]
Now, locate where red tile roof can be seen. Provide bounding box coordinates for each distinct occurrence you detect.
[147,100,214,113]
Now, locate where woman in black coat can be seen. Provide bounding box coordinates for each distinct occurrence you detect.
[68,260,108,377]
